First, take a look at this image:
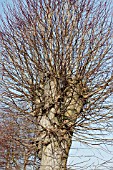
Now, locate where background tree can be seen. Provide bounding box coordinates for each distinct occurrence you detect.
[0,112,41,169]
[0,0,113,169]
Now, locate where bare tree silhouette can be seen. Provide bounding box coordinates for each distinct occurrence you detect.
[0,0,113,169]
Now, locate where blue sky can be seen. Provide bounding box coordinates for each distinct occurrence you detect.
[0,0,113,169]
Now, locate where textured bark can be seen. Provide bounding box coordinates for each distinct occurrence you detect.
[40,136,71,170]
[35,78,84,169]
[36,106,73,170]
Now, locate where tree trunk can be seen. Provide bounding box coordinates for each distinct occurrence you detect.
[35,78,83,170]
[40,135,72,170]
[36,107,72,170]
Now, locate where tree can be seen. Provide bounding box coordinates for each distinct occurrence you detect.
[0,120,21,170]
[0,0,113,169]
[0,113,40,170]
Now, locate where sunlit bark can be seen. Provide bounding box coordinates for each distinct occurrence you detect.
[0,0,113,169]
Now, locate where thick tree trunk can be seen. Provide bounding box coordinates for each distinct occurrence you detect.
[35,77,83,170]
[32,76,84,169]
[40,136,72,170]
[37,107,72,170]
